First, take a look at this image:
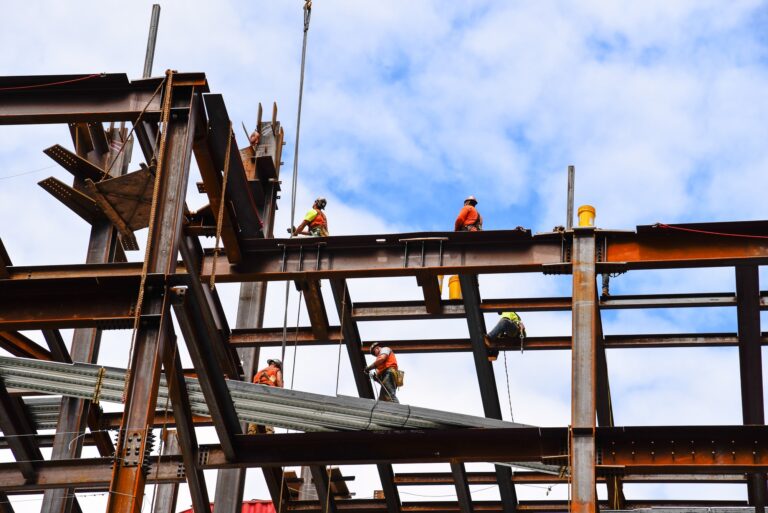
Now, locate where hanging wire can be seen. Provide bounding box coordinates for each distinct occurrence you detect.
[502,349,515,422]
[0,164,56,181]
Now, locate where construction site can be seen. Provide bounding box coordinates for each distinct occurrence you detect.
[1,2,767,513]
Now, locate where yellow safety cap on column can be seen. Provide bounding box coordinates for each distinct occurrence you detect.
[577,205,596,227]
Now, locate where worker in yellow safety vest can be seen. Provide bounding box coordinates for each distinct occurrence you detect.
[293,197,329,237]
[248,359,284,434]
[364,342,399,403]
[484,312,526,361]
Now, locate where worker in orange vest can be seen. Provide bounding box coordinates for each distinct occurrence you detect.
[248,358,284,434]
[454,195,483,231]
[364,342,399,403]
[292,197,329,237]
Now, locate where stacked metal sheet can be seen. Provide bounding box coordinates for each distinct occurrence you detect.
[0,355,560,474]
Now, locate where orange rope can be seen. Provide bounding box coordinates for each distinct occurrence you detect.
[655,223,768,240]
[0,73,102,92]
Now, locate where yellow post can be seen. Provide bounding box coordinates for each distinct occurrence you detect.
[577,205,596,227]
[448,275,462,299]
[437,275,444,295]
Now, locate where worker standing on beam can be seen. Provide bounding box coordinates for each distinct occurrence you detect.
[454,195,483,231]
[248,358,284,434]
[364,342,400,403]
[292,197,329,237]
[484,312,526,361]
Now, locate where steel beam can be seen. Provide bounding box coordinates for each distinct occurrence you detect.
[736,265,767,511]
[595,289,624,508]
[150,429,180,513]
[450,461,474,513]
[417,273,443,315]
[106,78,199,513]
[457,274,517,512]
[603,221,768,269]
[329,279,402,513]
[0,331,52,360]
[0,73,207,125]
[309,466,339,513]
[170,287,240,460]
[570,228,597,513]
[162,333,209,513]
[0,377,42,481]
[300,280,330,340]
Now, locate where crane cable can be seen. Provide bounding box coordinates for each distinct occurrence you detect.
[279,0,313,366]
[276,5,313,512]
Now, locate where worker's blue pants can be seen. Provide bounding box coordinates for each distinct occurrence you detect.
[488,317,520,340]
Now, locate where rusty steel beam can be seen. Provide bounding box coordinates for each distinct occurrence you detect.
[0,73,207,125]
[0,275,148,330]
[595,289,624,509]
[393,472,748,486]
[417,273,443,315]
[0,377,42,481]
[603,221,768,269]
[0,331,52,360]
[230,331,768,352]
[735,265,767,511]
[571,228,597,513]
[150,429,180,513]
[300,280,330,340]
[309,466,339,513]
[450,462,474,513]
[0,238,10,279]
[162,333,210,513]
[106,78,199,513]
[1,426,767,492]
[458,274,517,512]
[9,224,768,285]
[170,287,240,460]
[329,279,402,513]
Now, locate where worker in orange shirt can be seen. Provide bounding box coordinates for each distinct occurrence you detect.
[364,342,399,403]
[454,195,483,231]
[292,197,329,237]
[248,358,284,434]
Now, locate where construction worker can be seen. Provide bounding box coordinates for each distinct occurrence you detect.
[364,342,399,403]
[292,197,329,237]
[484,312,526,361]
[249,130,260,147]
[454,195,483,231]
[248,358,284,434]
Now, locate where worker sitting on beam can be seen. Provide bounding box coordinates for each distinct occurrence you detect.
[293,197,329,237]
[484,312,526,361]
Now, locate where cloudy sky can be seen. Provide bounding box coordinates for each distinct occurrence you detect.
[2,0,768,510]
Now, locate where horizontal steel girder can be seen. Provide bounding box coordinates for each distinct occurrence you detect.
[0,73,207,124]
[1,425,768,492]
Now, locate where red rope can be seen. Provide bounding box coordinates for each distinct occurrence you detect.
[655,223,768,240]
[0,73,102,92]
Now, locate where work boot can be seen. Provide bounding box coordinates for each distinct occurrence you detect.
[487,348,499,362]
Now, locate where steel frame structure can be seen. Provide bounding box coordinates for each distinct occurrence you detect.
[0,72,767,513]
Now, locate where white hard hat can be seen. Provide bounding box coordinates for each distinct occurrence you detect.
[267,358,283,369]
[464,195,478,205]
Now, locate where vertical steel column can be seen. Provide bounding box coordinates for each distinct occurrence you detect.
[570,228,597,513]
[150,430,180,513]
[458,274,518,512]
[212,113,283,513]
[106,79,198,513]
[736,265,767,511]
[42,126,130,513]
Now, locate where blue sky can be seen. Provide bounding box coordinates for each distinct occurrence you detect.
[1,0,768,508]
